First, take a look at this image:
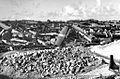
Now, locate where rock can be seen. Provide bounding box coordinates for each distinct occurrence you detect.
[27,66,32,71]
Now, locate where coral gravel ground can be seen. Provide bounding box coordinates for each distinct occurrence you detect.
[0,46,105,79]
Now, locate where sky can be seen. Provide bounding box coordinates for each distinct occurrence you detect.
[0,0,120,21]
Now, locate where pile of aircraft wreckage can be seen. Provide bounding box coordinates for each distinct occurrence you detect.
[0,20,120,79]
[1,20,120,51]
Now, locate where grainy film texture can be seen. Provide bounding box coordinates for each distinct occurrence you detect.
[0,0,119,79]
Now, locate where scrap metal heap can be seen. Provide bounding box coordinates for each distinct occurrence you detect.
[0,19,120,78]
[0,20,120,52]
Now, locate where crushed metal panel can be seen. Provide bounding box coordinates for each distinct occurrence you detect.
[55,26,69,46]
[0,22,11,30]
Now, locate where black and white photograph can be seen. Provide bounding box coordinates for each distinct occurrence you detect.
[0,0,120,79]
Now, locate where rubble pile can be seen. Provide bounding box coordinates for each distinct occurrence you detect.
[0,46,101,78]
